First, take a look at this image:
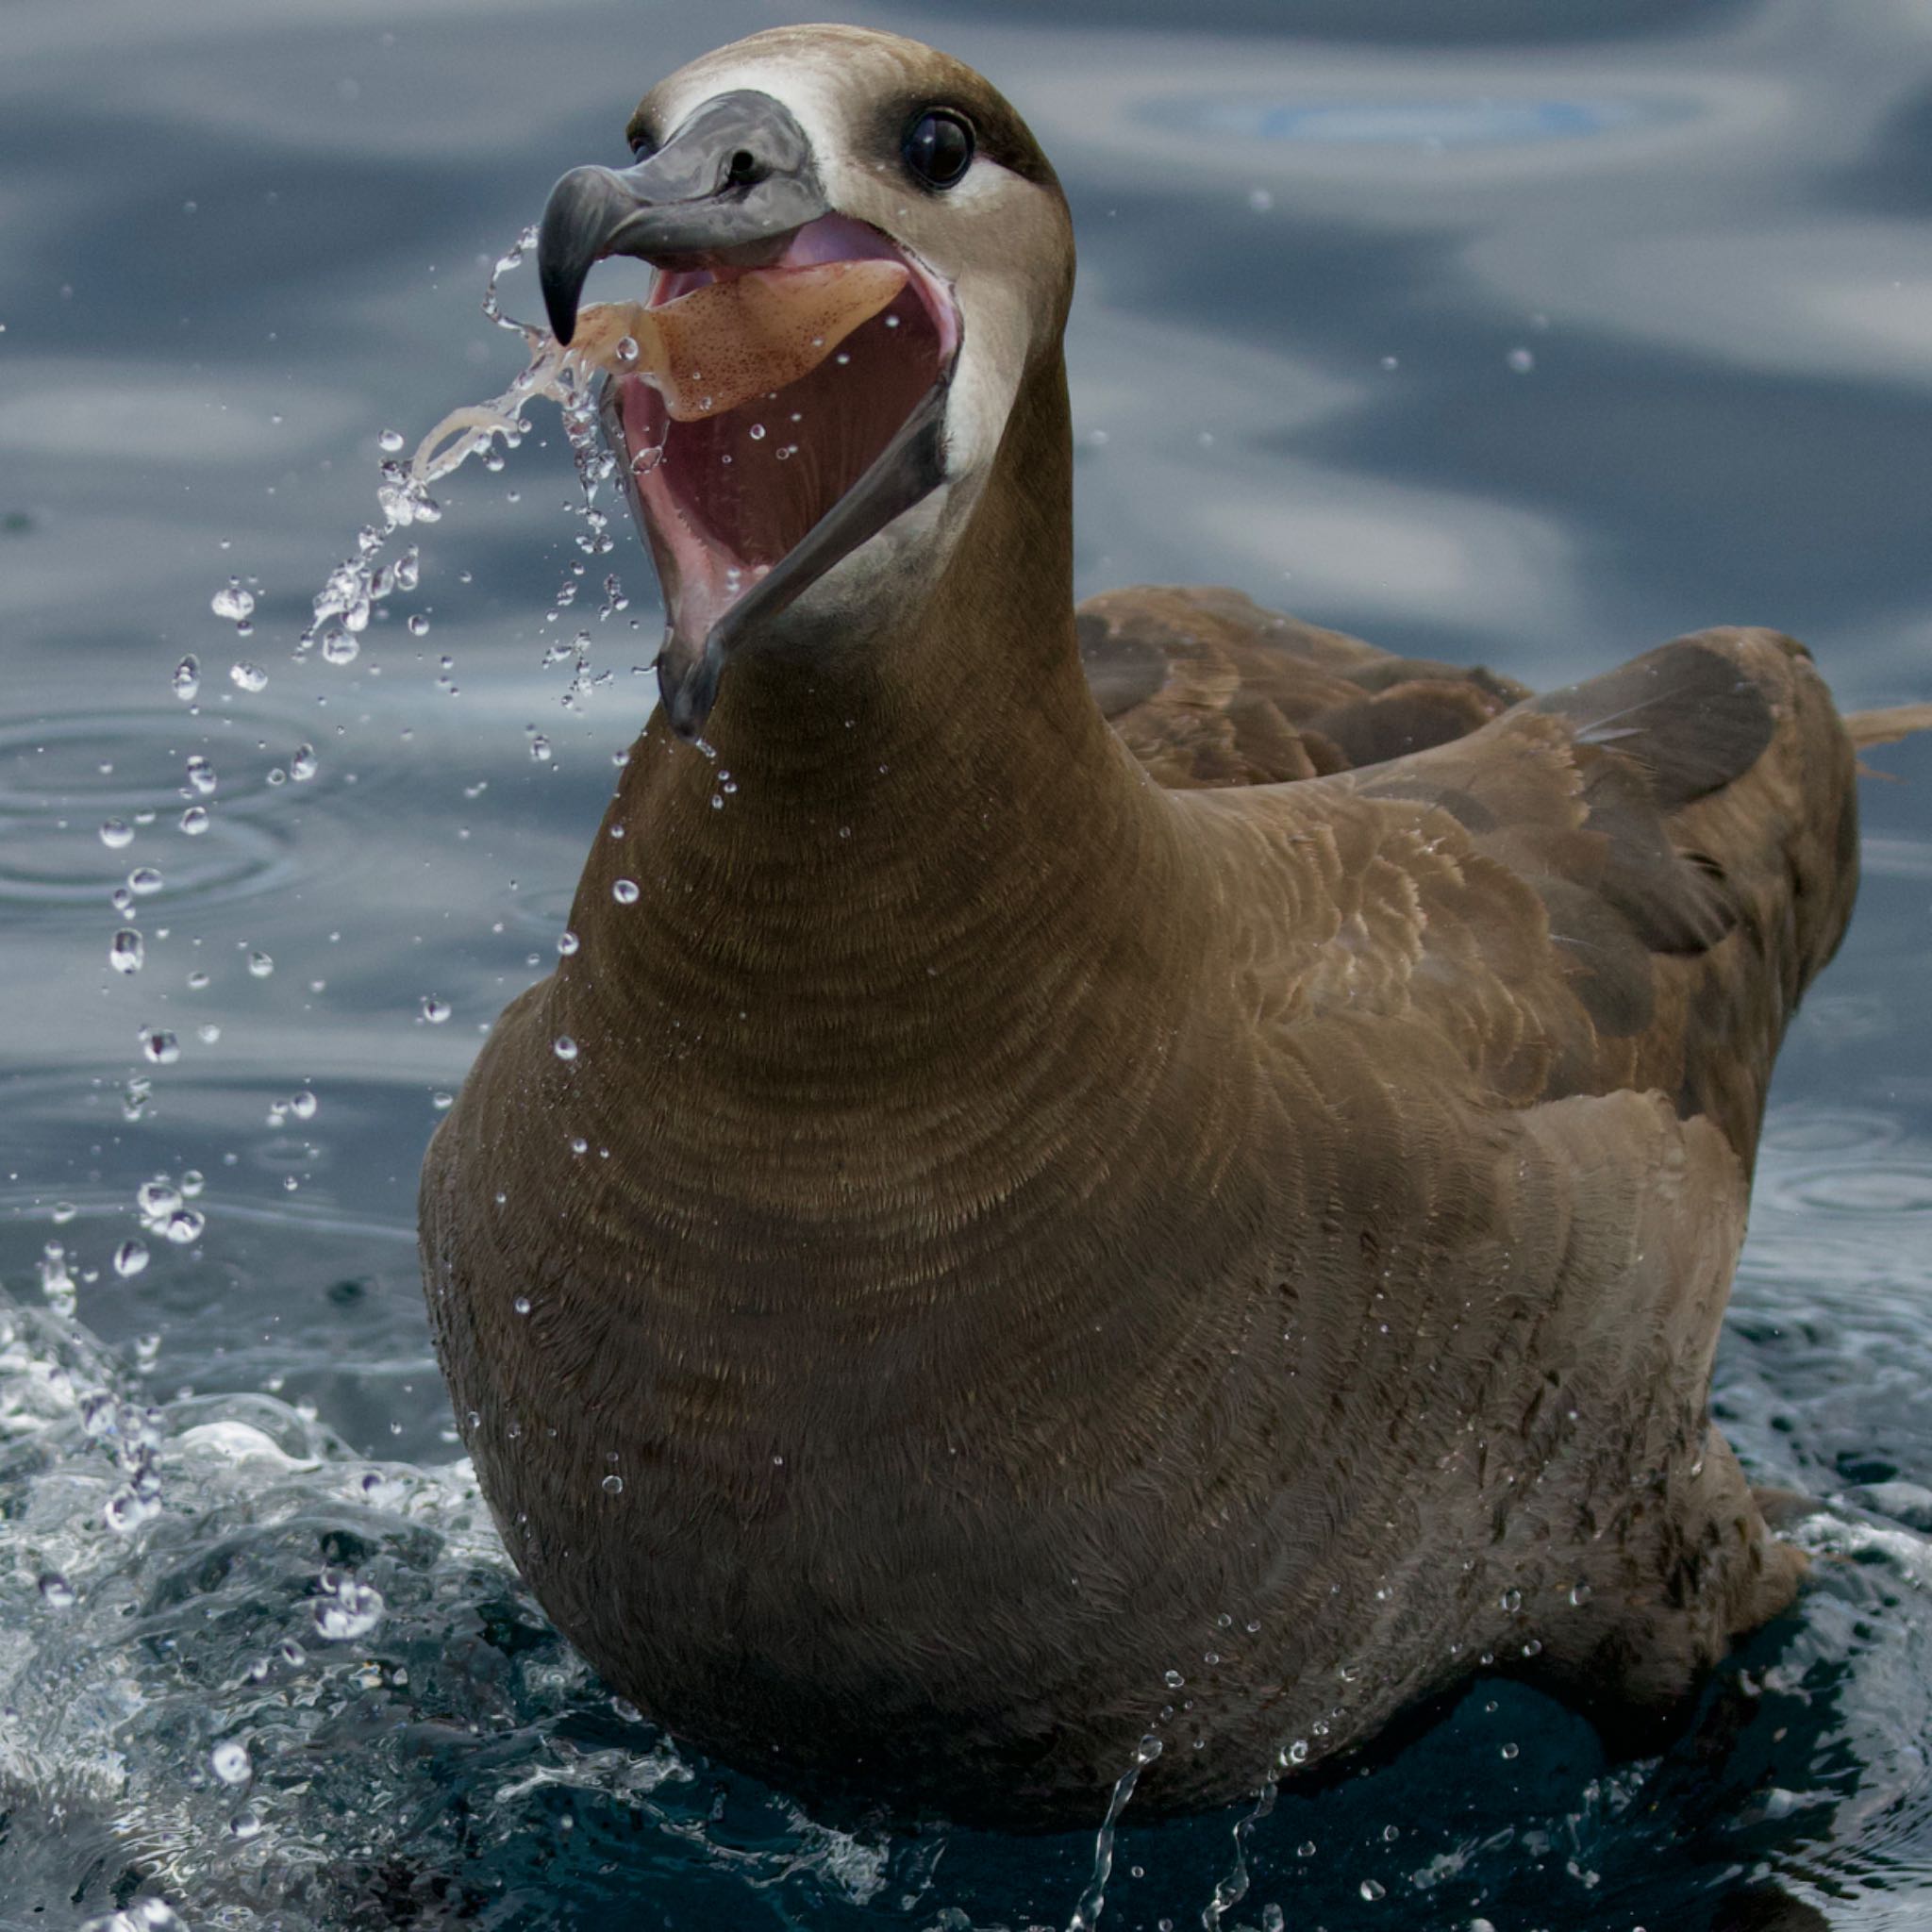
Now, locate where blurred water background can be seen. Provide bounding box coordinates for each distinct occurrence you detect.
[3,0,1932,1926]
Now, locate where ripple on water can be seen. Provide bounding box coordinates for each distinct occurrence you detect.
[1135,92,1695,149]
[0,710,306,921]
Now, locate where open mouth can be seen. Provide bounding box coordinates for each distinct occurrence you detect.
[599,214,959,662]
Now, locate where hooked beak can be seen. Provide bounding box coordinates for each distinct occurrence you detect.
[536,92,958,741]
[538,91,830,346]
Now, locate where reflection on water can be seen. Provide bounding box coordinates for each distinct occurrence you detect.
[3,0,1931,1924]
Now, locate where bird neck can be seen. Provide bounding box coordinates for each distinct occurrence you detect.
[557,347,1184,1076]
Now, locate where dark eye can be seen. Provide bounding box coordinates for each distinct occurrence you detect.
[903,110,974,189]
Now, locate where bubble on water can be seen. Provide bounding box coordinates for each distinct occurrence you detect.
[212,577,257,623]
[421,994,451,1024]
[186,755,217,795]
[179,806,210,836]
[79,1899,189,1932]
[612,878,640,906]
[229,661,269,693]
[312,1568,386,1641]
[553,1035,578,1061]
[110,928,145,974]
[38,1570,76,1608]
[1507,346,1536,374]
[114,1240,150,1279]
[140,1028,180,1066]
[210,1739,252,1784]
[104,1486,163,1535]
[99,818,134,849]
[247,949,274,978]
[128,866,164,896]
[173,655,200,701]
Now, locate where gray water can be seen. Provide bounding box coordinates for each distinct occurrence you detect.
[4,0,1931,1926]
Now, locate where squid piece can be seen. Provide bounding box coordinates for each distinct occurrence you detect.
[409,259,910,488]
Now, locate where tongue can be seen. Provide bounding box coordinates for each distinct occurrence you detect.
[569,259,911,421]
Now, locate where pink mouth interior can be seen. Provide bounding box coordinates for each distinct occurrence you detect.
[612,215,957,647]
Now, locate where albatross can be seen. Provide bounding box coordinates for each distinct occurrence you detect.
[418,24,1930,1828]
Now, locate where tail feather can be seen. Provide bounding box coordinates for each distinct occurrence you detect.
[1843,704,1932,751]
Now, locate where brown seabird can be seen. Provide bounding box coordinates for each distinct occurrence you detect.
[419,25,1931,1828]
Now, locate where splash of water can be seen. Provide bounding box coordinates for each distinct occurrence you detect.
[1067,1733,1163,1931]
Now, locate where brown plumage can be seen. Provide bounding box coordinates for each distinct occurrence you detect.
[420,25,1924,1829]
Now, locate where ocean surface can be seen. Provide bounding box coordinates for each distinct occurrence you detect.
[4,0,1931,1925]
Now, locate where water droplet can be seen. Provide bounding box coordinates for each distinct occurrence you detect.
[421,994,451,1024]
[1507,346,1536,374]
[512,1294,532,1316]
[179,806,209,836]
[1569,1582,1592,1607]
[99,818,134,850]
[186,755,217,795]
[140,1027,180,1065]
[1247,186,1274,212]
[748,423,767,441]
[553,1035,578,1061]
[378,427,406,454]
[212,577,257,623]
[110,928,145,974]
[601,1473,624,1494]
[38,1571,75,1608]
[247,950,274,978]
[290,1089,317,1120]
[173,655,201,701]
[529,735,552,763]
[611,877,639,905]
[1501,1588,1523,1613]
[1359,1878,1386,1902]
[291,743,319,781]
[114,1240,150,1278]
[408,612,430,637]
[1501,1740,1520,1759]
[138,1178,181,1220]
[312,1569,385,1641]
[128,866,164,896]
[229,1807,263,1840]
[321,625,358,666]
[557,928,580,956]
[229,661,269,693]
[210,1740,252,1784]
[164,1208,206,1244]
